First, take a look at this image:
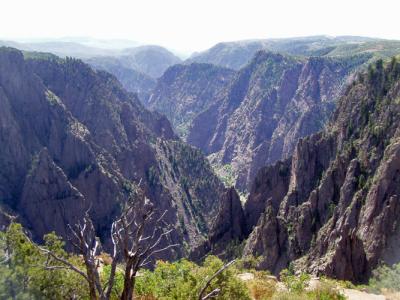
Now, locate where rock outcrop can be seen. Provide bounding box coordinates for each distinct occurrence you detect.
[243,58,400,282]
[190,187,247,260]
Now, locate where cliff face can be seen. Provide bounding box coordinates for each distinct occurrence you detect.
[187,51,370,190]
[0,47,225,255]
[147,63,235,138]
[190,186,247,261]
[243,58,400,282]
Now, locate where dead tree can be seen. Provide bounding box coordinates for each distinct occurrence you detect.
[198,259,236,300]
[115,197,179,300]
[38,215,105,300]
[37,193,178,300]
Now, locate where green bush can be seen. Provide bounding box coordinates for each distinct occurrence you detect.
[0,223,88,299]
[273,279,345,300]
[135,256,251,300]
[280,269,310,293]
[368,263,400,293]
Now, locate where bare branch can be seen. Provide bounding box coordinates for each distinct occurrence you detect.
[37,246,90,282]
[141,228,174,258]
[198,260,236,300]
[202,288,221,300]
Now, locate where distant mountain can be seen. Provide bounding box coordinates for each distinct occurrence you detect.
[147,63,235,138]
[85,56,156,100]
[0,40,183,102]
[86,45,182,101]
[19,41,119,58]
[188,40,270,70]
[118,45,182,78]
[51,37,141,50]
[88,45,182,79]
[187,36,400,70]
[0,40,181,77]
[0,47,226,256]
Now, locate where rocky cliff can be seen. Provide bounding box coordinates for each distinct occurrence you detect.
[188,51,370,190]
[0,47,225,256]
[242,57,400,282]
[190,186,247,261]
[147,63,235,138]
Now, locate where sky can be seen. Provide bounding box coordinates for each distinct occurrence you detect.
[1,0,400,53]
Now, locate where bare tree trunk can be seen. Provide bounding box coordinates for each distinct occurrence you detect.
[84,258,99,300]
[120,259,134,300]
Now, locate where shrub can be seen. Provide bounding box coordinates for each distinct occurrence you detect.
[135,256,251,300]
[280,269,310,293]
[247,277,276,300]
[0,223,88,299]
[272,280,345,300]
[368,263,400,293]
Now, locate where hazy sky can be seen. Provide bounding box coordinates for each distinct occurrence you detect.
[1,0,400,53]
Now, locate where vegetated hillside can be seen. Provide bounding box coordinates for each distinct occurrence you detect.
[187,36,400,70]
[147,63,235,138]
[241,57,400,282]
[187,51,371,190]
[0,47,226,256]
[187,40,270,70]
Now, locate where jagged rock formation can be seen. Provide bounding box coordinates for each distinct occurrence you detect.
[190,187,247,260]
[243,57,400,282]
[188,51,370,190]
[147,63,235,138]
[0,47,225,256]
